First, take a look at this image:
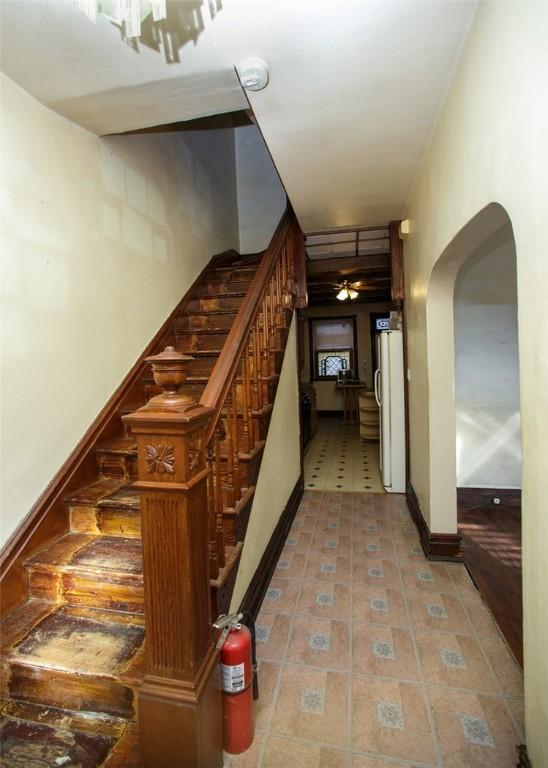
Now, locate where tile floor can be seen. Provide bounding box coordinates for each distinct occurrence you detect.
[304,419,383,494]
[225,490,524,768]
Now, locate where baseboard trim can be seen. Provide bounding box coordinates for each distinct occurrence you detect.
[517,744,532,767]
[238,473,304,619]
[457,487,521,509]
[406,483,463,562]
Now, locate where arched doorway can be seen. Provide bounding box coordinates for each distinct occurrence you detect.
[426,202,522,662]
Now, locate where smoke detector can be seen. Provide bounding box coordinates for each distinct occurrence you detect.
[237,58,270,92]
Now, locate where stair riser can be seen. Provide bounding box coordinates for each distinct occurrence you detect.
[28,569,144,615]
[222,492,254,547]
[5,663,138,721]
[176,332,228,352]
[196,279,251,296]
[69,507,141,538]
[187,296,244,312]
[175,313,236,332]
[97,454,137,481]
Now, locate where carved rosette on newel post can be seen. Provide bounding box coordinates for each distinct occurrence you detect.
[123,346,222,768]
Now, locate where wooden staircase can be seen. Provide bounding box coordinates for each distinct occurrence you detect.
[0,211,307,767]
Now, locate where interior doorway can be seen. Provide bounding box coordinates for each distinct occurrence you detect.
[453,220,522,664]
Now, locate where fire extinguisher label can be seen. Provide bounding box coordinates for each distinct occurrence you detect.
[221,662,245,693]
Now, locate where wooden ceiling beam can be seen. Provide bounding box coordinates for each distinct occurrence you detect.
[307,254,390,275]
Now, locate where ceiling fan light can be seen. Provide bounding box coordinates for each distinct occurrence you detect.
[336,288,349,301]
[348,289,359,300]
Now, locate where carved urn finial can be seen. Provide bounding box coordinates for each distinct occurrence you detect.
[145,346,195,411]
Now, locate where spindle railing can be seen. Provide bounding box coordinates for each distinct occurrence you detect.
[124,207,306,767]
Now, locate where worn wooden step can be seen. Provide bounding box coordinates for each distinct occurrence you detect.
[68,483,141,538]
[186,294,246,313]
[95,436,137,481]
[175,310,238,332]
[0,711,119,767]
[1,603,144,721]
[175,330,229,352]
[195,279,251,297]
[26,533,144,614]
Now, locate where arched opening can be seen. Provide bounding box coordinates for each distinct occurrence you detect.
[427,202,522,663]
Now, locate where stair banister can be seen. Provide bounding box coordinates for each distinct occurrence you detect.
[200,207,295,443]
[125,206,305,767]
[122,347,222,768]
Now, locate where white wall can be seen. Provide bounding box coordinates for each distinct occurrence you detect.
[0,73,239,548]
[235,124,286,253]
[454,224,520,488]
[230,314,300,609]
[302,302,393,410]
[402,3,548,762]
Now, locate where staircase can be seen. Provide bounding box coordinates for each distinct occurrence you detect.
[0,211,306,767]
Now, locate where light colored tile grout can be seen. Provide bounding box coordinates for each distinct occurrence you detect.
[256,489,321,767]
[249,465,523,768]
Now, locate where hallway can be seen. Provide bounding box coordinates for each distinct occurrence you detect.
[304,419,383,494]
[226,490,524,767]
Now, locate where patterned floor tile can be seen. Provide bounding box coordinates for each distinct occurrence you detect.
[352,586,408,626]
[352,676,437,764]
[262,736,348,768]
[297,580,351,621]
[406,590,473,634]
[287,615,350,670]
[352,624,420,680]
[428,686,519,767]
[270,665,349,747]
[255,613,292,662]
[414,630,498,691]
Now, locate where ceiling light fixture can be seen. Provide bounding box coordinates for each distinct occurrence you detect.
[336,282,359,301]
[78,0,167,38]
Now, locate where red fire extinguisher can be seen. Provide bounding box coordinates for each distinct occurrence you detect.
[214,613,255,755]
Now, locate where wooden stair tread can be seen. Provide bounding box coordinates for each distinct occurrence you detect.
[1,698,127,739]
[95,436,137,456]
[65,478,124,507]
[97,485,140,510]
[0,714,118,767]
[5,604,144,677]
[26,533,142,576]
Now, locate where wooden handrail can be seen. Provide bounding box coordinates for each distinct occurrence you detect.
[200,207,294,444]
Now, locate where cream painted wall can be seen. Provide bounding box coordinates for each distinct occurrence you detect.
[454,223,520,488]
[403,3,548,762]
[230,314,300,610]
[235,124,286,254]
[0,73,239,548]
[302,303,393,410]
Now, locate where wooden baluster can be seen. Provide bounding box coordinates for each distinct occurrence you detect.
[253,320,264,413]
[206,441,219,581]
[241,342,253,453]
[224,405,236,509]
[230,380,242,499]
[261,297,272,379]
[214,423,226,569]
[123,346,221,768]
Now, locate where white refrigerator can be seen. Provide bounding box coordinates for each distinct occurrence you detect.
[374,330,406,494]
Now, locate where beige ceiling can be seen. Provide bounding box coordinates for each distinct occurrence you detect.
[0,0,477,231]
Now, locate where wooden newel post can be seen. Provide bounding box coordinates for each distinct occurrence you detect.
[123,346,222,768]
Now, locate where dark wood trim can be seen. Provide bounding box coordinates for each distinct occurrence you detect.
[306,254,390,275]
[406,483,463,562]
[317,409,344,418]
[0,253,227,618]
[457,487,521,509]
[516,744,532,767]
[238,474,304,619]
[389,221,405,302]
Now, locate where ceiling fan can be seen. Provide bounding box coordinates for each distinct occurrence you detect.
[334,279,362,301]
